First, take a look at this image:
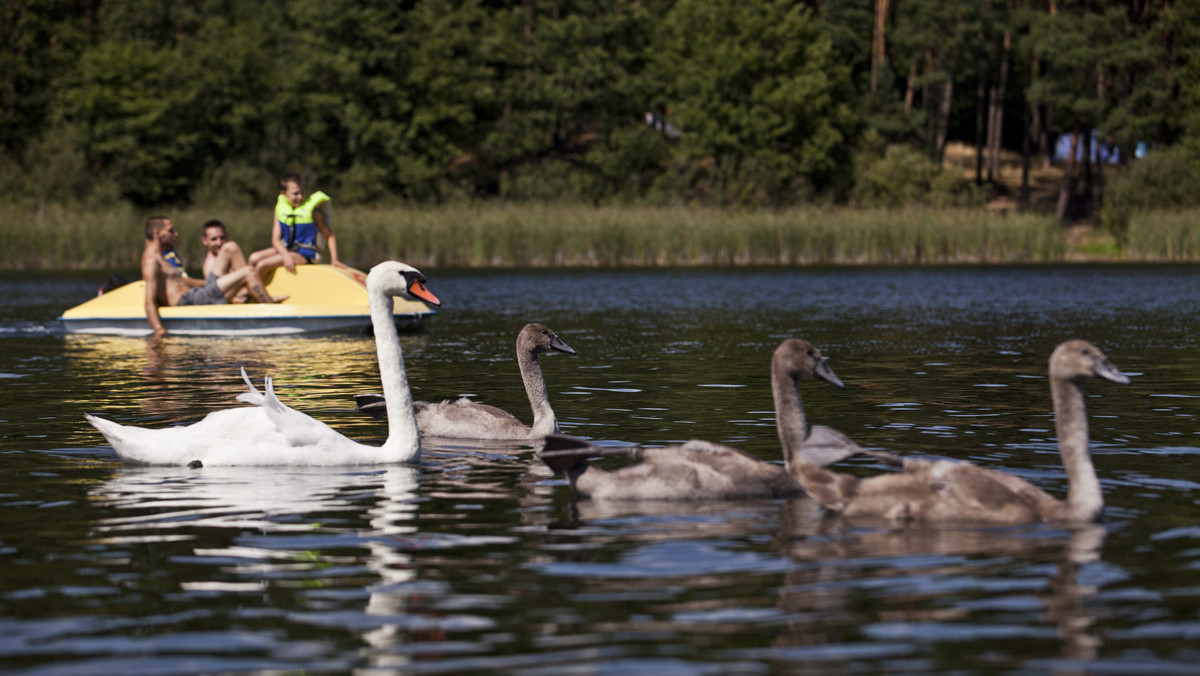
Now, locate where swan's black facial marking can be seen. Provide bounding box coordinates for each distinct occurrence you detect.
[400,269,441,306]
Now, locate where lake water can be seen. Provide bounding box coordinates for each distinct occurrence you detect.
[3,264,1200,674]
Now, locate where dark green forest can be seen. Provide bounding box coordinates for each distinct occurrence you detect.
[2,0,1198,219]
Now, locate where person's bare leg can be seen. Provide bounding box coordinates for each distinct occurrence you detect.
[218,268,284,304]
[252,252,281,276]
[215,242,252,301]
[248,248,268,269]
[254,251,310,276]
[243,267,283,303]
[217,241,248,275]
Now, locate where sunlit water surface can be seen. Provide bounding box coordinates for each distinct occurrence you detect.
[3,265,1200,674]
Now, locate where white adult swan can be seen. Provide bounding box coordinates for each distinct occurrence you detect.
[84,261,441,467]
[355,323,576,440]
[796,340,1130,524]
[538,338,852,499]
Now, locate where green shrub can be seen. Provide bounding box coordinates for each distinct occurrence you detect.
[334,163,393,206]
[191,161,276,209]
[851,144,982,208]
[1102,146,1200,238]
[929,169,986,208]
[2,123,123,208]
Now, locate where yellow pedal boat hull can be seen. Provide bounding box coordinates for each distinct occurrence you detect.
[58,264,437,336]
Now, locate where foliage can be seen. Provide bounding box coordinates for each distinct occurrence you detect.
[0,1,89,156]
[851,143,984,208]
[1023,0,1170,154]
[653,0,857,205]
[1101,146,1200,237]
[0,0,1191,217]
[1173,0,1200,153]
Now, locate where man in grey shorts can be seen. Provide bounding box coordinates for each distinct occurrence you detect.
[178,273,229,306]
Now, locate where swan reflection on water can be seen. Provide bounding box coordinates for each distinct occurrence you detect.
[89,464,430,668]
[773,500,1108,663]
[540,492,1108,665]
[91,464,420,535]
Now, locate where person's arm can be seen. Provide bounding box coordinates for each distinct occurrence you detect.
[313,209,344,268]
[142,255,167,337]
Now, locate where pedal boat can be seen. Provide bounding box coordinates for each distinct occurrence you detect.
[58,264,437,336]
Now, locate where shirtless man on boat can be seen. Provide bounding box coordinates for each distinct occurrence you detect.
[200,219,250,278]
[201,219,255,303]
[142,216,277,337]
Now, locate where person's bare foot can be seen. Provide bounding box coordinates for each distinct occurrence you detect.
[270,295,289,303]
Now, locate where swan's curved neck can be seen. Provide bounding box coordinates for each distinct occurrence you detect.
[371,291,419,462]
[519,348,557,436]
[773,368,807,471]
[1051,376,1102,521]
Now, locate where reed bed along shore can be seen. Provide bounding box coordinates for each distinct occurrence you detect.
[1122,209,1200,261]
[2,202,1196,271]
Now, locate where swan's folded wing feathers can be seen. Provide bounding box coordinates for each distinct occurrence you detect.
[420,398,524,426]
[641,443,795,498]
[677,439,763,464]
[934,461,1056,519]
[798,464,861,511]
[87,408,286,465]
[416,399,530,439]
[261,376,348,448]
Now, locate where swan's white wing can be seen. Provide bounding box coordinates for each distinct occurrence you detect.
[86,408,284,465]
[261,376,350,449]
[234,371,343,449]
[234,365,266,406]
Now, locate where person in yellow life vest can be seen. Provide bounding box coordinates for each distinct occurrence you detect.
[248,173,343,276]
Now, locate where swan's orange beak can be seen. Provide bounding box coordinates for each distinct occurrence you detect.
[407,278,442,307]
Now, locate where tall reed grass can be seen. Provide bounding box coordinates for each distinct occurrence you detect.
[1,202,1069,270]
[1122,209,1200,261]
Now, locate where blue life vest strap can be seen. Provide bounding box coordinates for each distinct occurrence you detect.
[163,250,189,278]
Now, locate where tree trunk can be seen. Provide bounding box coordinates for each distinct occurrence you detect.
[1041,105,1054,169]
[904,60,917,114]
[923,50,934,147]
[175,0,186,46]
[85,0,96,40]
[1055,125,1080,222]
[935,77,954,161]
[1020,103,1032,210]
[871,0,890,93]
[987,27,1012,181]
[1092,62,1106,214]
[975,51,987,185]
[1081,124,1093,216]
